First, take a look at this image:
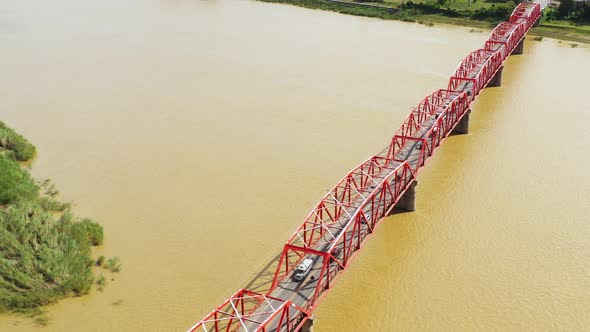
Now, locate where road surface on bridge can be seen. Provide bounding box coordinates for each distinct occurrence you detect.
[190,2,544,331]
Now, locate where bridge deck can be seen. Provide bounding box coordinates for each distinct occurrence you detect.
[190,2,544,331]
[242,91,463,331]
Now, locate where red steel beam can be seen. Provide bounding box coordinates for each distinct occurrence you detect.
[188,2,543,331]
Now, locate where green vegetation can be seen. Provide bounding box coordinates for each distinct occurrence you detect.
[96,274,107,291]
[105,257,122,273]
[0,156,37,205]
[32,314,49,327]
[259,0,516,22]
[96,255,105,267]
[259,0,590,43]
[0,121,35,162]
[0,121,109,314]
[531,15,590,44]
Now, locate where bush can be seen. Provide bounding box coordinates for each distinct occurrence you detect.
[105,257,122,273]
[0,121,36,162]
[0,155,38,205]
[0,123,106,313]
[33,314,49,327]
[471,5,510,20]
[580,4,590,22]
[76,218,104,246]
[96,274,107,291]
[0,202,101,311]
[544,7,558,21]
[558,0,575,18]
[96,256,105,266]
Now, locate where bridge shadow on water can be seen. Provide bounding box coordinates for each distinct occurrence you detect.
[244,253,282,294]
[243,210,412,295]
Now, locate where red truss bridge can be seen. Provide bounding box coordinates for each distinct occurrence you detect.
[189,2,543,331]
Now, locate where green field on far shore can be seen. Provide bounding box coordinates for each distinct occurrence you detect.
[259,0,590,44]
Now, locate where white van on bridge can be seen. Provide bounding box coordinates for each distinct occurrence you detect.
[293,258,313,281]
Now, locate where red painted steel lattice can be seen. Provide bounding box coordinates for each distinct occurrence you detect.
[188,289,308,332]
[189,2,542,331]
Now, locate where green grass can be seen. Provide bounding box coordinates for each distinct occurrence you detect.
[530,19,590,44]
[32,314,49,327]
[105,257,121,273]
[259,0,517,21]
[0,121,108,314]
[0,121,35,162]
[259,0,590,43]
[96,255,105,267]
[260,0,401,19]
[0,155,37,205]
[96,274,107,292]
[381,0,514,11]
[0,201,104,312]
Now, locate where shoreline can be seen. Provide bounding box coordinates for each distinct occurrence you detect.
[258,0,590,44]
[0,121,116,325]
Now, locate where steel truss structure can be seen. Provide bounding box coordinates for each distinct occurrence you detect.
[188,289,308,332]
[189,2,542,331]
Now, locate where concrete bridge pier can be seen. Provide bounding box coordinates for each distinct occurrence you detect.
[396,181,418,212]
[488,66,503,87]
[301,316,315,332]
[452,109,471,135]
[513,37,525,55]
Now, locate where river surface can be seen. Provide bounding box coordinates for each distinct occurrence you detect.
[1,0,589,331]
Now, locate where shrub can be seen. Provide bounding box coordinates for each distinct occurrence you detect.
[0,121,36,162]
[105,257,122,273]
[0,155,37,205]
[96,256,106,267]
[471,5,510,20]
[33,314,49,327]
[558,0,575,19]
[0,122,107,314]
[96,274,107,291]
[76,218,104,246]
[0,202,98,311]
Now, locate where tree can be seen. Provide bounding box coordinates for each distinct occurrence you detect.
[557,0,575,19]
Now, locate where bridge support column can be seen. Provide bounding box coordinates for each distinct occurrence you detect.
[513,37,525,55]
[301,316,315,332]
[396,181,417,212]
[452,109,471,135]
[488,66,503,87]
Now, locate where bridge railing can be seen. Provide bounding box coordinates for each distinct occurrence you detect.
[448,48,504,99]
[484,22,526,58]
[278,155,402,255]
[387,89,464,142]
[188,2,544,331]
[382,89,467,169]
[188,289,308,332]
[387,90,470,173]
[269,88,471,310]
[269,160,416,310]
[509,2,541,30]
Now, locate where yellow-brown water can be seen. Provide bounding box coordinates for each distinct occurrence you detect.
[1,0,589,331]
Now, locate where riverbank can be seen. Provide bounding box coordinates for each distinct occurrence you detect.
[258,0,590,44]
[0,122,112,325]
